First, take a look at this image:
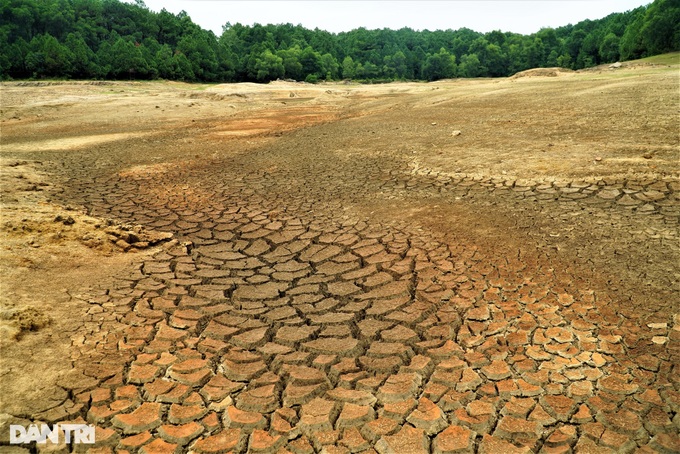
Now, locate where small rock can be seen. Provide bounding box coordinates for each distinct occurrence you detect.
[54,215,75,225]
[451,130,462,136]
[594,157,602,162]
[116,239,131,251]
[647,323,667,329]
[643,153,653,159]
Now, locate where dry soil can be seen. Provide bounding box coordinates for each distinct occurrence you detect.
[0,55,678,453]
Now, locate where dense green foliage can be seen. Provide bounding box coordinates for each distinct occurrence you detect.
[1,0,678,82]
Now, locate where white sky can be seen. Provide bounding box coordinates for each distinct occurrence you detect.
[134,1,652,36]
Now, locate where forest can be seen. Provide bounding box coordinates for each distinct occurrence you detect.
[0,0,678,82]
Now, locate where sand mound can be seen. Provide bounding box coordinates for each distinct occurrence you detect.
[511,67,574,78]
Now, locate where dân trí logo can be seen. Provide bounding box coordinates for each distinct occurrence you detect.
[10,424,95,444]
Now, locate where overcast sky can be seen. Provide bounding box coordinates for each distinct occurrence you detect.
[133,0,652,36]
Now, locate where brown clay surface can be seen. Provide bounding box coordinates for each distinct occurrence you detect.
[0,55,678,453]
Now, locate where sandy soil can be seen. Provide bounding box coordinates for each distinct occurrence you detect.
[0,54,678,452]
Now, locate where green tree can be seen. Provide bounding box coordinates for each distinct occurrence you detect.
[0,0,677,82]
[341,55,356,79]
[577,31,600,67]
[177,29,218,80]
[469,37,507,76]
[536,28,558,62]
[156,8,182,47]
[619,12,645,60]
[1,35,30,78]
[506,42,525,74]
[299,45,321,78]
[0,27,12,78]
[524,37,545,68]
[64,32,95,77]
[108,37,150,79]
[565,29,587,63]
[173,51,195,81]
[319,52,338,80]
[155,43,194,80]
[26,33,73,77]
[357,60,380,79]
[154,43,174,78]
[44,0,75,40]
[254,48,284,81]
[458,53,482,78]
[381,57,396,79]
[4,2,36,42]
[599,32,620,62]
[639,0,680,56]
[556,53,572,68]
[421,47,456,81]
[276,45,303,80]
[392,50,408,79]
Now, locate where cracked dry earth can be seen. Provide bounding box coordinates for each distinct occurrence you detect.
[1,65,679,453]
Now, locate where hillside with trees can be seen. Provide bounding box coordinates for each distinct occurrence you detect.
[1,0,678,82]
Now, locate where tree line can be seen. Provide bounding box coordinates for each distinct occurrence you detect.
[1,0,678,82]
